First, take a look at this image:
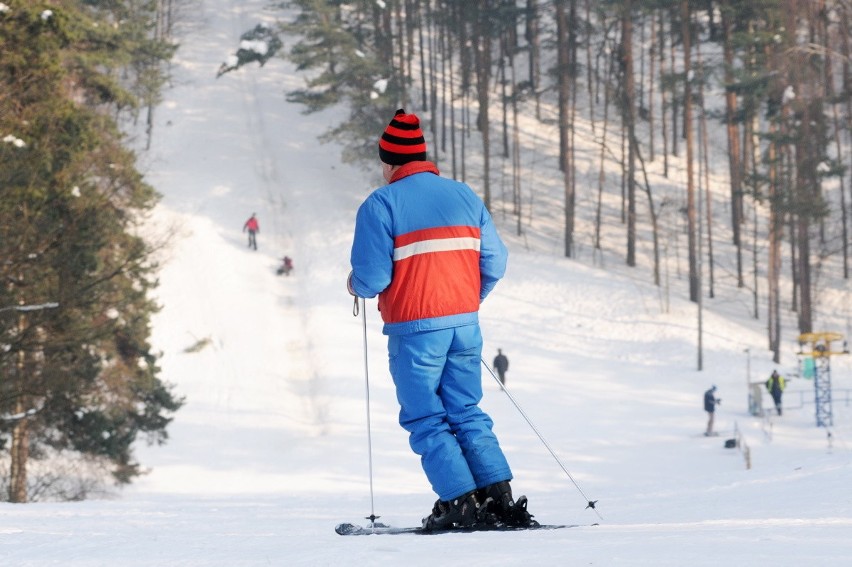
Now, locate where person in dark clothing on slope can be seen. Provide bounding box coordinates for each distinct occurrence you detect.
[765,370,786,416]
[348,109,535,532]
[243,213,259,250]
[493,349,509,385]
[704,386,720,436]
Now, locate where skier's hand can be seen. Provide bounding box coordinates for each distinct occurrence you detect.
[347,271,358,297]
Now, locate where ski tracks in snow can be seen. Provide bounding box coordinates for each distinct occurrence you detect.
[228,5,331,436]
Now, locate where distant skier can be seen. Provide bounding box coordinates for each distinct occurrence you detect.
[493,349,508,385]
[277,255,293,276]
[704,386,720,436]
[243,213,259,250]
[765,370,785,416]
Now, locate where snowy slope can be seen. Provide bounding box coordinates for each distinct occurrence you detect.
[3,1,852,565]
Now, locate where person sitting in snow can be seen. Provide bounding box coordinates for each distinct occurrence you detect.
[277,256,293,276]
[348,109,535,531]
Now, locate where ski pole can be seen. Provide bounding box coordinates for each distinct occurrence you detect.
[356,297,379,526]
[481,358,602,521]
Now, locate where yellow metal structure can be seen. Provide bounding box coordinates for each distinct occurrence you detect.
[797,332,848,357]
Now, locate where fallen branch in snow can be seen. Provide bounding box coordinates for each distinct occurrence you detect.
[216,23,283,78]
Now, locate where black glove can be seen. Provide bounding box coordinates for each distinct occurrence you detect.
[347,271,357,297]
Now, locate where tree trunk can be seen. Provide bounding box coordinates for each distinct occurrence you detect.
[569,0,578,254]
[457,3,469,183]
[659,10,669,177]
[721,1,744,287]
[696,40,714,298]
[796,218,812,332]
[9,312,29,503]
[633,129,662,285]
[418,0,428,109]
[822,13,848,279]
[512,58,522,236]
[474,1,493,209]
[557,0,569,174]
[500,50,510,158]
[9,404,29,503]
[449,21,458,179]
[786,0,817,334]
[526,0,541,118]
[440,19,447,154]
[427,1,439,166]
[842,5,852,279]
[396,0,407,106]
[556,0,575,256]
[744,92,761,320]
[767,120,782,362]
[595,33,614,255]
[648,12,656,162]
[795,106,816,333]
[595,125,610,254]
[622,0,637,267]
[681,1,698,302]
[405,0,415,105]
[670,8,679,158]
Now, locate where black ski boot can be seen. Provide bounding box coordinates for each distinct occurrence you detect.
[421,490,492,531]
[480,480,539,527]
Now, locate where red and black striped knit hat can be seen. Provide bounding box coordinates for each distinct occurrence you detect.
[378,108,427,166]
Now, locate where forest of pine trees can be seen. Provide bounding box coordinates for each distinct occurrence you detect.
[4,0,852,501]
[0,1,184,502]
[281,0,852,364]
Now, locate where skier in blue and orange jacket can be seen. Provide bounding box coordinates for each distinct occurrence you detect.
[348,109,535,531]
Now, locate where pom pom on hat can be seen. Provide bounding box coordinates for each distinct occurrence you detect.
[379,108,427,165]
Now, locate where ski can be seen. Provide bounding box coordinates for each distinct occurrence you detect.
[335,521,578,536]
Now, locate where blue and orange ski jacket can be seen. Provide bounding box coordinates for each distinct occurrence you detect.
[350,161,507,335]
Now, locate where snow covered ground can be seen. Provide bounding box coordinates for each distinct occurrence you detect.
[3,1,852,565]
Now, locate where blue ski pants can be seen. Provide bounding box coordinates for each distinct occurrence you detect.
[387,324,512,501]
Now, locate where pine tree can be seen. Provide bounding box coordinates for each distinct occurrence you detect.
[0,0,182,502]
[283,0,401,164]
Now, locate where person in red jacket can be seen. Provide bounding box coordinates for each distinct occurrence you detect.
[243,213,259,250]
